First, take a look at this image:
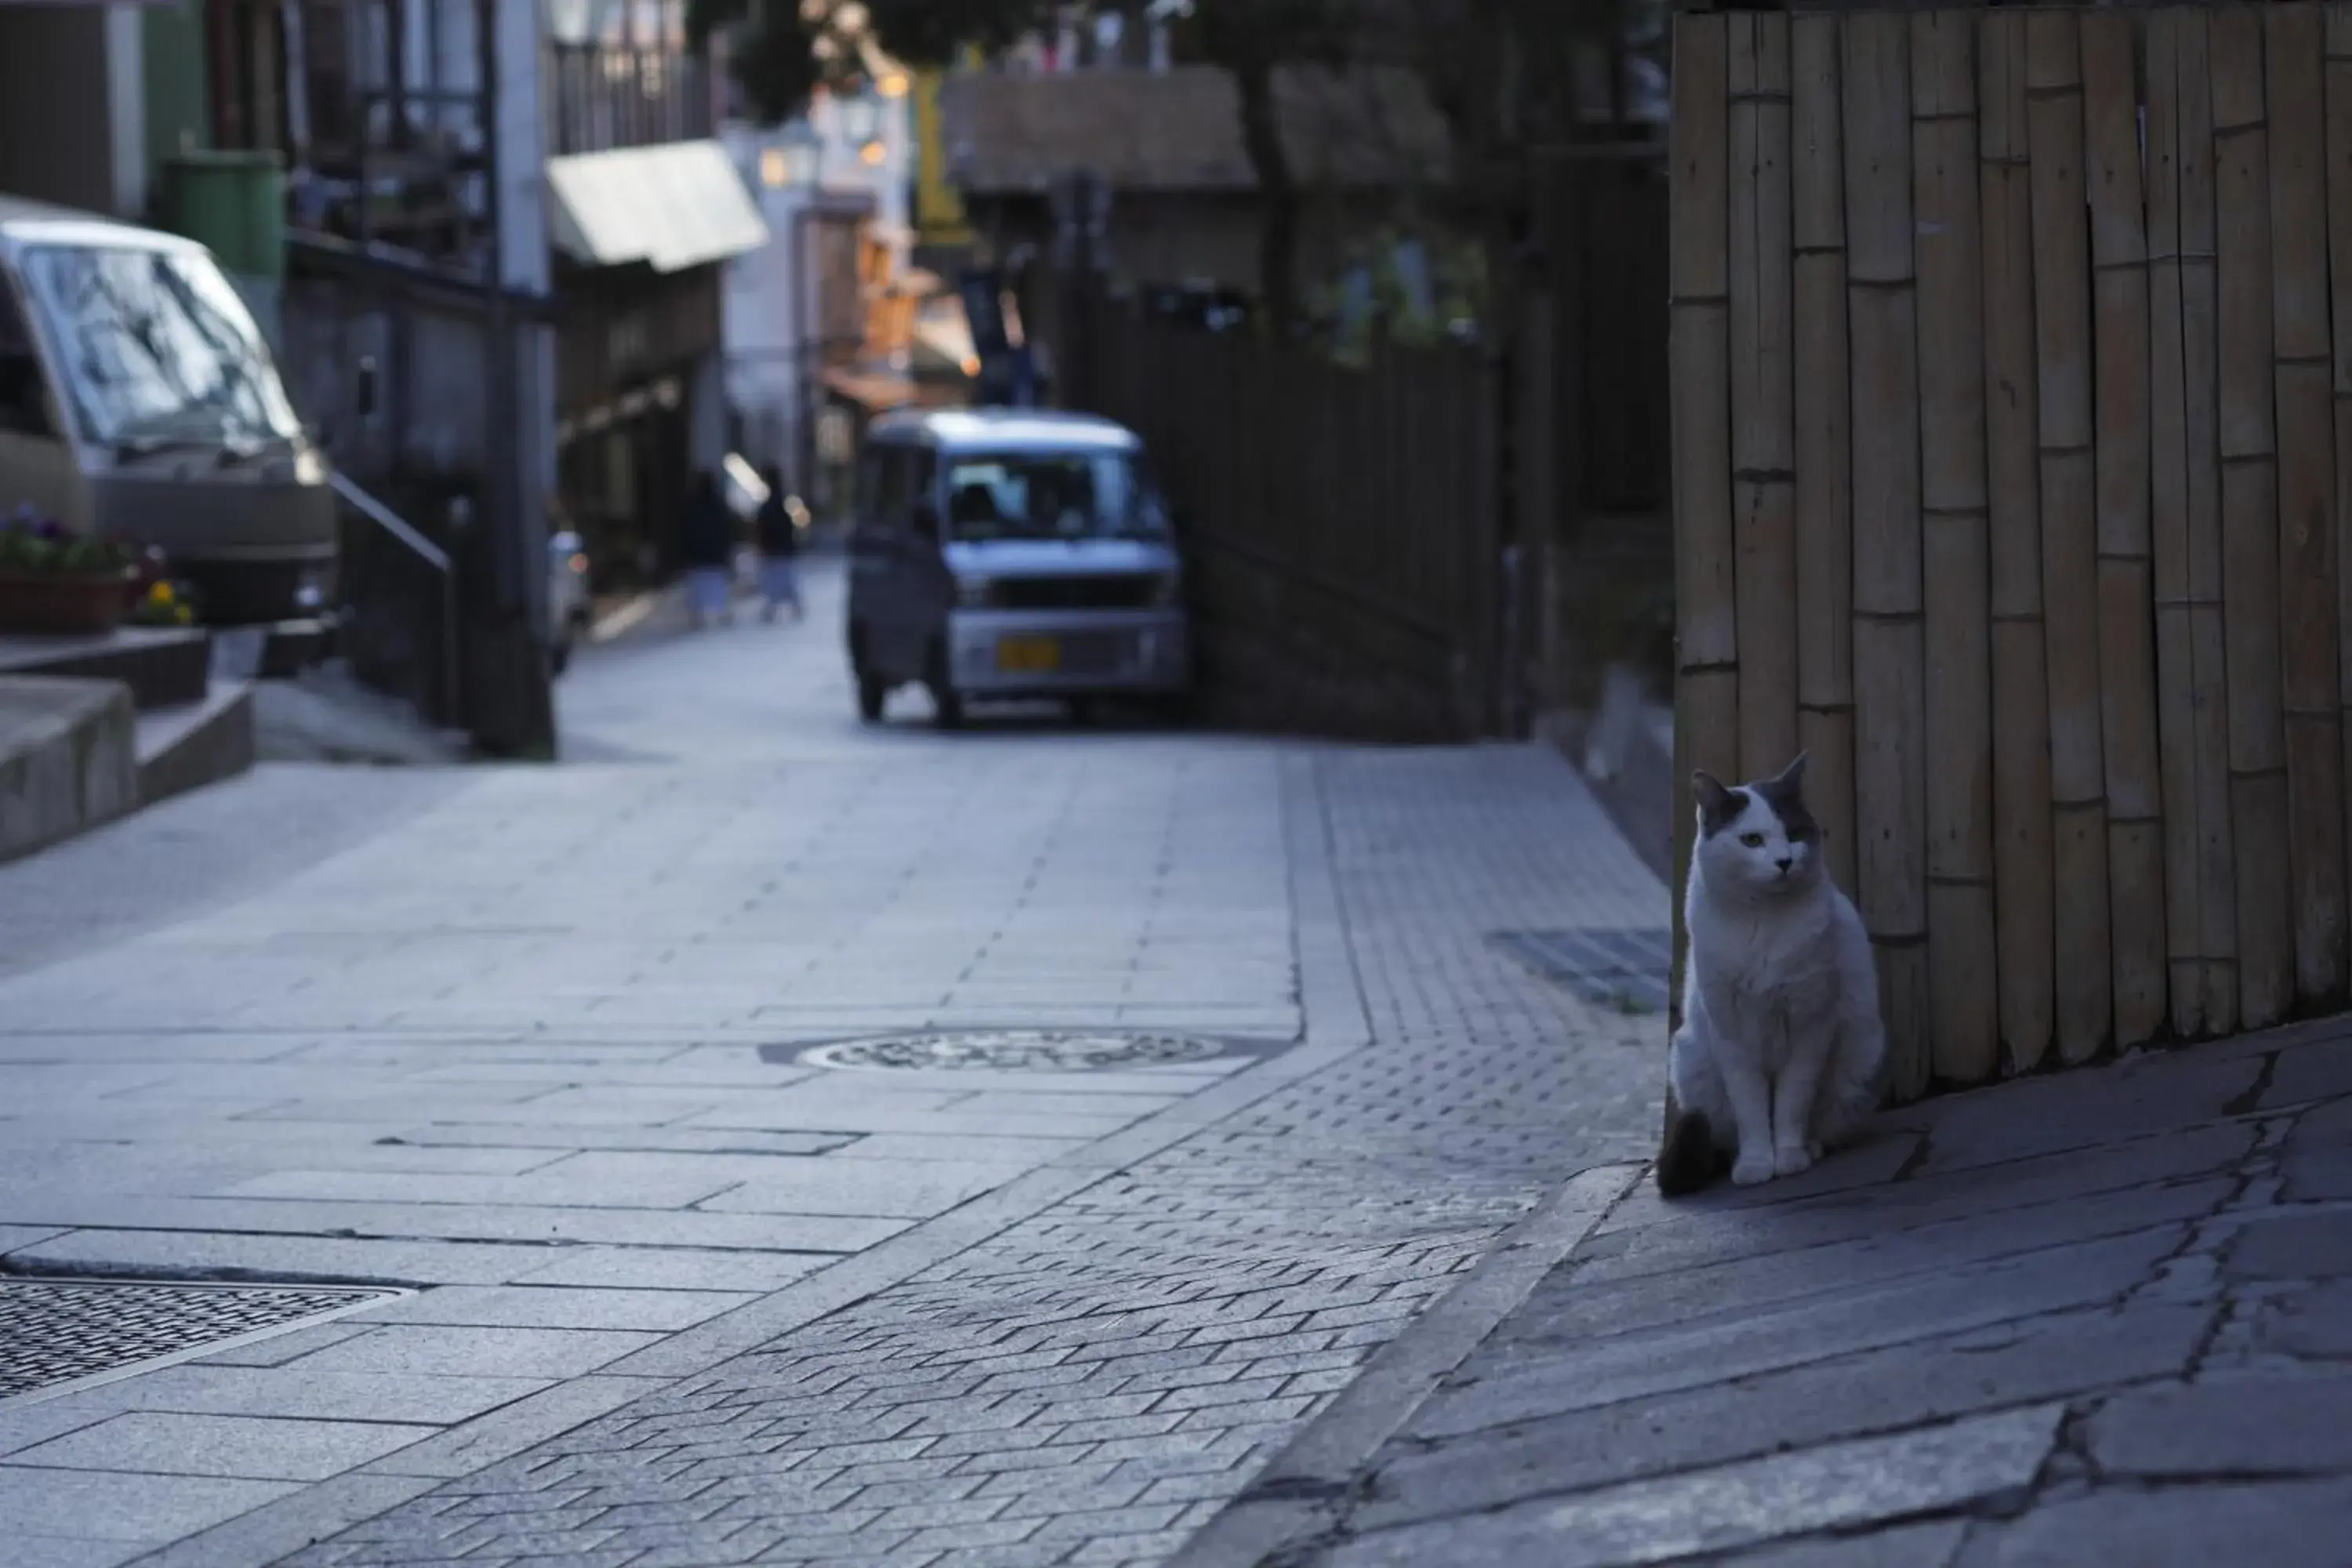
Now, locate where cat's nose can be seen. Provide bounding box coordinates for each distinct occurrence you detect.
[1775,856,1794,873]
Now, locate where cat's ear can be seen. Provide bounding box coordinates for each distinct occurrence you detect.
[1772,752,1809,795]
[1693,770,1735,829]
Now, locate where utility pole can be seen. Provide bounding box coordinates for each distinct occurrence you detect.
[468,0,556,758]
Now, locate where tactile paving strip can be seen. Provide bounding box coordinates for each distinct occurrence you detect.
[0,1278,401,1402]
[1489,927,1673,1015]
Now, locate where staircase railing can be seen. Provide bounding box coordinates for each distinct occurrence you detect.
[328,471,459,726]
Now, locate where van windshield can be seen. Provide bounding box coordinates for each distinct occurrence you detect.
[942,449,1168,543]
[17,243,302,452]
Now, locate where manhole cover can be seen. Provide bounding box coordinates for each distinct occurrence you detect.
[793,1030,1235,1073]
[0,1279,403,1403]
[1490,928,1672,1015]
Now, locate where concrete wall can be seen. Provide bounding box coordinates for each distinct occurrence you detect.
[0,3,146,217]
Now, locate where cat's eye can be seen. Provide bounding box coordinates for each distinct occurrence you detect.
[1739,832,1766,848]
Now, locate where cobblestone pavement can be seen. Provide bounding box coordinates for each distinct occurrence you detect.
[1178,1017,2352,1568]
[0,559,1668,1566]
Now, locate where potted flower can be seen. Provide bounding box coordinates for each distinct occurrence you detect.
[129,577,198,629]
[0,509,140,636]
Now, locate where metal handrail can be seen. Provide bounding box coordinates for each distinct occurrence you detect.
[328,470,461,726]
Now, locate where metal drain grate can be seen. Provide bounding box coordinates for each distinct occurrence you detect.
[0,1279,401,1402]
[1490,927,1672,1015]
[785,1030,1238,1073]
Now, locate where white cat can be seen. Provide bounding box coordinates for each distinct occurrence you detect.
[1660,753,1888,1195]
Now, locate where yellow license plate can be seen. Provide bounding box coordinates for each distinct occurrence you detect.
[996,635,1061,673]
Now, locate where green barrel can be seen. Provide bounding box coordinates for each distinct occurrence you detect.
[158,151,285,281]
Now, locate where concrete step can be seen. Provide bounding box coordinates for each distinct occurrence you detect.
[0,676,138,866]
[135,679,257,809]
[0,626,209,712]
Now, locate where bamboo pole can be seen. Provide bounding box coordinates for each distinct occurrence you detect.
[2271,2,2349,1009]
[1978,10,2056,1073]
[2327,5,2352,999]
[1794,14,1857,901]
[2147,6,2238,1040]
[2212,9,2297,1030]
[1911,12,1996,1087]
[1670,13,1735,1030]
[1844,13,1930,1100]
[2082,12,2169,1049]
[1730,14,1798,784]
[2026,13,2111,1065]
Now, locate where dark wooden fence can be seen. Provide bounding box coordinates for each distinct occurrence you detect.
[1053,144,1671,743]
[1070,292,1504,741]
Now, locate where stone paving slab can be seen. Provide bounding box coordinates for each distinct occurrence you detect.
[238,746,1662,1567]
[0,560,1670,1565]
[1177,1018,2352,1568]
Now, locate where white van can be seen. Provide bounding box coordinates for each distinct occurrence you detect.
[846,408,1193,727]
[0,195,336,623]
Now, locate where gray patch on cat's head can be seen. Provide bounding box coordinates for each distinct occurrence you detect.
[1693,771,1748,837]
[1748,752,1819,845]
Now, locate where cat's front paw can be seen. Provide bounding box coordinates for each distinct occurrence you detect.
[1730,1152,1777,1187]
[1773,1143,1814,1178]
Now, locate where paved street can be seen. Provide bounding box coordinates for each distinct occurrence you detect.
[1174,1014,2352,1568]
[0,557,1666,1566]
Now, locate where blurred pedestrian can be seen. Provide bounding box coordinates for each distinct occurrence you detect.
[679,469,735,628]
[755,466,805,623]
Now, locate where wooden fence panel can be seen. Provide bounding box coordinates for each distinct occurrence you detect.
[1730,14,1799,782]
[2212,9,2298,1030]
[2147,5,2239,1039]
[1978,9,2056,1070]
[2026,13,2112,1066]
[1912,12,1998,1085]
[2267,2,2348,1008]
[2083,12,2169,1049]
[1844,12,1932,1098]
[1671,2,2352,1092]
[1793,14,1857,902]
[1671,11,1737,1028]
[2329,6,2352,997]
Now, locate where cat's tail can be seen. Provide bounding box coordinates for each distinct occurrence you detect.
[1656,1096,1720,1198]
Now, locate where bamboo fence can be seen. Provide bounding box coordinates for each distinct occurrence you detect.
[1671,4,2352,1091]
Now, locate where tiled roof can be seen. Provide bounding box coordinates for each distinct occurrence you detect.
[936,64,1452,195]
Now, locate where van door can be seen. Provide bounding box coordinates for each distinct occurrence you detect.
[850,439,909,680]
[0,270,78,527]
[869,442,941,681]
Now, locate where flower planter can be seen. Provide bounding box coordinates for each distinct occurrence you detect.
[0,572,134,636]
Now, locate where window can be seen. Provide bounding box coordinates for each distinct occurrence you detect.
[0,277,55,439]
[942,449,1165,542]
[17,244,300,452]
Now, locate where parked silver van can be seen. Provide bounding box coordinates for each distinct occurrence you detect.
[846,408,1191,726]
[0,196,336,622]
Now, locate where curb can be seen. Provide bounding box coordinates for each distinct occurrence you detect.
[1166,1161,1644,1568]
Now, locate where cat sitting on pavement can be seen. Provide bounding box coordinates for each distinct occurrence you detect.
[1658,753,1888,1196]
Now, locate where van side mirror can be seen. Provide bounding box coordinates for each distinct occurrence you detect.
[911,502,941,543]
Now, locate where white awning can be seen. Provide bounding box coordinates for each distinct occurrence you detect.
[546,140,768,274]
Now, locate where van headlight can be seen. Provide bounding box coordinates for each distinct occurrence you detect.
[956,575,997,608]
[1149,572,1182,608]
